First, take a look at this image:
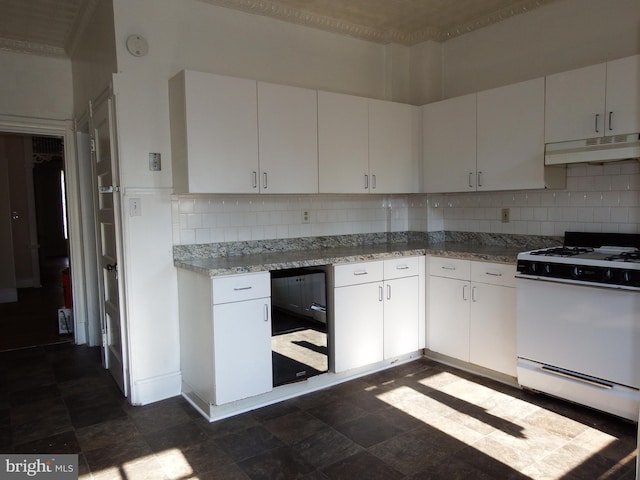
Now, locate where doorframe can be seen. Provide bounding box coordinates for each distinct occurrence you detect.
[0,114,89,345]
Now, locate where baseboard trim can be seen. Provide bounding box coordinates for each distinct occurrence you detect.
[130,371,182,406]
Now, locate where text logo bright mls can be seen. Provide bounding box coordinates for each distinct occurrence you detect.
[1,455,78,480]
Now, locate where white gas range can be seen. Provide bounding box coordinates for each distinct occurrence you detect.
[515,232,640,421]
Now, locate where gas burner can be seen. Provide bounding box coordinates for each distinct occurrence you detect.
[530,246,594,257]
[604,251,640,263]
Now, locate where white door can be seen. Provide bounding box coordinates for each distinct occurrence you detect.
[91,93,128,396]
[333,282,384,372]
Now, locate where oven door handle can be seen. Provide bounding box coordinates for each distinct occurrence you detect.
[541,366,613,390]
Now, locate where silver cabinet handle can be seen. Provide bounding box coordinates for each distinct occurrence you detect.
[233,286,252,291]
[252,171,258,189]
[477,171,483,188]
[441,266,456,271]
[595,113,600,133]
[353,270,368,276]
[371,174,376,190]
[378,285,383,302]
[386,284,391,300]
[485,271,502,277]
[471,285,477,302]
[264,303,269,322]
[608,111,613,131]
[263,172,268,189]
[364,174,369,190]
[468,173,473,188]
[462,284,468,301]
[396,265,409,270]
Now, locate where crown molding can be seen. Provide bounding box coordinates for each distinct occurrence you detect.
[200,0,558,45]
[0,38,65,57]
[436,0,560,41]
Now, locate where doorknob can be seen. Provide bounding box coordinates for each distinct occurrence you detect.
[106,263,117,272]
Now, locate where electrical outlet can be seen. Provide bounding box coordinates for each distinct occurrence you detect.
[149,153,161,171]
[130,198,142,217]
[302,210,310,224]
[501,208,510,223]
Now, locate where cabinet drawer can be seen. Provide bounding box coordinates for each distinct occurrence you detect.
[428,257,470,281]
[334,260,383,287]
[384,256,421,280]
[471,261,517,288]
[212,272,270,304]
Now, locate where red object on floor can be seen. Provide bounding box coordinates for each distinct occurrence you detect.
[62,267,72,308]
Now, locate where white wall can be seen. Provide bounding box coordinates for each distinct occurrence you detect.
[0,50,73,119]
[442,0,640,97]
[109,0,403,404]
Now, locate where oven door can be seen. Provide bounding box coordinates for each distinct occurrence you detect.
[516,276,640,420]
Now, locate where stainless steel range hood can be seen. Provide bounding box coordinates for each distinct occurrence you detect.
[544,133,640,165]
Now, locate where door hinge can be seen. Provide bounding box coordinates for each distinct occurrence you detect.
[90,138,96,152]
[99,185,120,193]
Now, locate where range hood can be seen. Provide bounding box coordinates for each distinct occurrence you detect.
[545,133,640,165]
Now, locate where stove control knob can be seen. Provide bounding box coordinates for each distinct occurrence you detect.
[571,266,581,279]
[543,263,552,274]
[603,269,614,282]
[622,271,632,283]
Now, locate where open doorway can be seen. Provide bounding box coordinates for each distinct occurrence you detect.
[0,133,73,351]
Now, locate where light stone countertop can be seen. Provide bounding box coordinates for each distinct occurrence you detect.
[174,240,526,277]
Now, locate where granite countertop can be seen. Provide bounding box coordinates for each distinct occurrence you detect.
[174,235,531,277]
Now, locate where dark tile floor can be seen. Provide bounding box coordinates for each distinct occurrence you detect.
[0,344,637,479]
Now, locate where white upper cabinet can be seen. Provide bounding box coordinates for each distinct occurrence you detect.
[423,78,565,193]
[545,54,640,143]
[422,93,476,193]
[318,91,370,193]
[169,70,259,194]
[477,77,561,191]
[257,82,318,193]
[369,99,421,193]
[170,71,319,194]
[319,91,421,194]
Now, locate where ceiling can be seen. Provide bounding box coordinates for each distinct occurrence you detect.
[0,0,558,57]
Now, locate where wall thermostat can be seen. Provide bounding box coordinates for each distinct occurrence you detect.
[126,35,149,57]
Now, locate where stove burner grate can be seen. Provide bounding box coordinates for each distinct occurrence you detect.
[530,247,594,257]
[603,251,640,263]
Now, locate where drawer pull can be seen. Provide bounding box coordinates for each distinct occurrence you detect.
[485,271,502,277]
[396,265,409,270]
[441,266,456,271]
[264,304,269,322]
[353,270,368,276]
[233,286,253,291]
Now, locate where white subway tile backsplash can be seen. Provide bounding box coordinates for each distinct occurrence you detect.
[171,161,640,245]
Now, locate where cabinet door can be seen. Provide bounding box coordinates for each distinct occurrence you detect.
[178,71,259,193]
[423,94,476,193]
[257,82,318,193]
[427,276,470,361]
[384,276,419,359]
[477,77,546,191]
[318,91,369,193]
[605,55,640,136]
[469,283,516,376]
[544,63,607,143]
[369,99,420,193]
[213,298,272,404]
[333,282,383,372]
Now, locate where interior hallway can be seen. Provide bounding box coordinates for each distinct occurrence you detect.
[0,256,73,352]
[0,344,636,479]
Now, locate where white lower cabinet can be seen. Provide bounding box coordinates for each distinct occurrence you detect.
[178,270,272,408]
[333,257,422,373]
[427,257,516,377]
